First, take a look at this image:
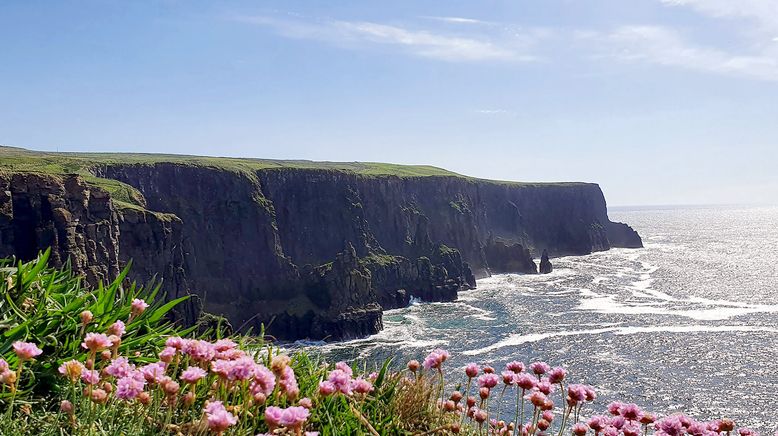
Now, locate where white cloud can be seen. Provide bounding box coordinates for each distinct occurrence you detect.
[475,109,513,115]
[660,0,778,33]
[585,25,778,81]
[232,15,541,62]
[422,16,495,25]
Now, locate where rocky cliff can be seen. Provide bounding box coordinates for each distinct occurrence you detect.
[0,148,642,340]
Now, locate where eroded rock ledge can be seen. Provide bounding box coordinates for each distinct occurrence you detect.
[0,165,641,341]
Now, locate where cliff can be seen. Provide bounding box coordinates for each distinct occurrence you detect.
[0,146,642,340]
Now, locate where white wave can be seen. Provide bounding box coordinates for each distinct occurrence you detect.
[464,324,778,355]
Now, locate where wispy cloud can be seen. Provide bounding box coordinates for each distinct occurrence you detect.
[583,25,778,81]
[475,109,514,115]
[421,16,495,26]
[231,15,542,62]
[660,0,778,34]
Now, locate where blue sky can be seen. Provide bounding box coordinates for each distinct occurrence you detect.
[1,0,777,206]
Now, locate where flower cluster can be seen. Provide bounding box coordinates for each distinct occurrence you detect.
[318,361,374,397]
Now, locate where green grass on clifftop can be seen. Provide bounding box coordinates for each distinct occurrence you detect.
[0,145,591,190]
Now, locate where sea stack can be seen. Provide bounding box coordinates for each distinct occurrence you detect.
[539,249,553,274]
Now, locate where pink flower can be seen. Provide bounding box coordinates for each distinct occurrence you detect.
[213,339,237,352]
[80,310,93,325]
[335,361,353,377]
[0,359,8,372]
[526,391,548,408]
[116,375,145,400]
[529,361,550,375]
[278,365,299,400]
[183,339,215,363]
[607,401,624,415]
[548,366,566,384]
[506,361,525,374]
[251,365,276,396]
[81,369,100,385]
[351,378,373,394]
[299,397,313,409]
[180,366,207,384]
[105,357,135,378]
[108,320,125,337]
[501,371,516,385]
[423,349,449,370]
[318,381,336,396]
[165,336,186,350]
[265,406,284,430]
[465,363,480,378]
[227,356,257,381]
[58,360,85,381]
[327,369,352,395]
[620,403,643,421]
[587,415,611,432]
[477,373,500,389]
[81,333,113,352]
[656,416,686,436]
[139,362,167,384]
[205,401,237,433]
[131,299,149,317]
[536,378,555,395]
[567,384,588,404]
[13,341,42,360]
[280,406,310,428]
[516,373,537,390]
[159,346,177,363]
[572,423,589,436]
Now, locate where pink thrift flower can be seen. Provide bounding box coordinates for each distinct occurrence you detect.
[318,381,336,396]
[80,310,93,325]
[108,320,125,337]
[477,373,500,389]
[351,378,373,394]
[159,346,177,363]
[227,356,256,381]
[572,423,589,436]
[299,397,313,409]
[180,366,207,384]
[516,373,537,390]
[13,341,43,360]
[165,336,186,350]
[501,371,516,385]
[265,406,284,430]
[537,378,555,395]
[506,361,525,374]
[280,406,310,429]
[105,357,135,378]
[58,360,85,381]
[139,361,167,384]
[81,369,100,385]
[327,369,352,395]
[0,359,8,372]
[465,363,480,378]
[206,401,237,433]
[213,339,237,352]
[526,391,548,408]
[607,401,624,415]
[611,416,626,430]
[279,365,299,399]
[529,361,550,375]
[183,339,216,363]
[131,299,149,317]
[251,365,276,396]
[588,415,611,432]
[548,366,566,384]
[620,403,643,421]
[116,375,145,400]
[335,361,353,377]
[567,384,588,404]
[82,333,113,352]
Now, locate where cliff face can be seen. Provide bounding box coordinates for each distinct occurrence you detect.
[1,160,641,341]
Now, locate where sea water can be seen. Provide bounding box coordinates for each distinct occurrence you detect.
[316,205,778,431]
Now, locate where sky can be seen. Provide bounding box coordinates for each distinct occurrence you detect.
[1,0,777,206]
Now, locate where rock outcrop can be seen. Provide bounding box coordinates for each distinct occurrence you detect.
[0,158,642,341]
[539,249,553,274]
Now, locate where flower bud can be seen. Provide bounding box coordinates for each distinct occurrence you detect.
[102,382,113,393]
[138,391,151,405]
[407,360,420,373]
[183,391,196,407]
[60,400,74,414]
[479,387,490,400]
[450,390,463,403]
[444,400,456,412]
[80,310,93,325]
[100,350,112,361]
[466,396,476,408]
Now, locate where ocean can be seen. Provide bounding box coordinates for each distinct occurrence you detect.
[316,205,778,432]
